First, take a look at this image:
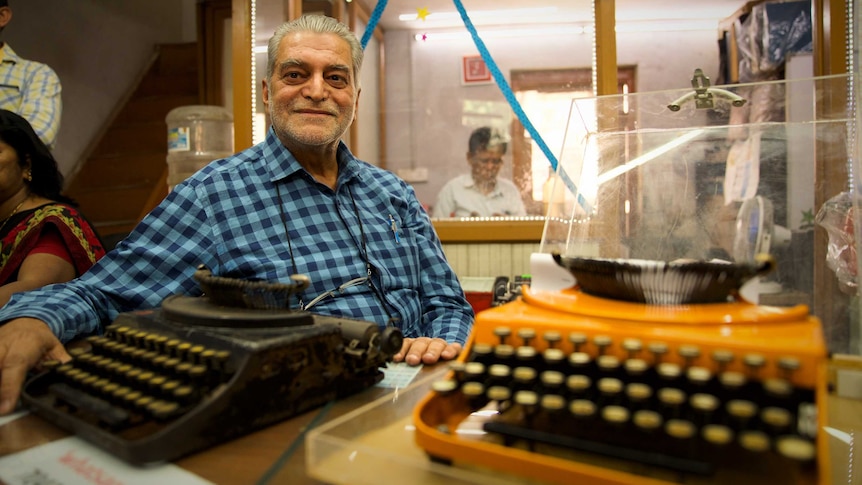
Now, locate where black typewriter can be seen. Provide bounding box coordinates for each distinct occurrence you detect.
[21,266,403,466]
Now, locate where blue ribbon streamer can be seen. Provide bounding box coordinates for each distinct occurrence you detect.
[360,0,387,49]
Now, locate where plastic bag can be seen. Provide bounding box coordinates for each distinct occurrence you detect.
[815,191,858,293]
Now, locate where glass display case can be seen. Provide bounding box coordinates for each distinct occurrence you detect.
[308,73,861,485]
[541,72,857,354]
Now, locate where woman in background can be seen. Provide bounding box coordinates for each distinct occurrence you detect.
[0,109,104,306]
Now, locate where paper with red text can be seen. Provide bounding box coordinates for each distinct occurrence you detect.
[0,436,214,485]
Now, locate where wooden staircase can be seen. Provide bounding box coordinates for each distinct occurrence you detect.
[65,43,201,239]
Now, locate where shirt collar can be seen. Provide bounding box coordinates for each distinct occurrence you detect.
[0,44,20,65]
[261,127,362,186]
[463,174,501,196]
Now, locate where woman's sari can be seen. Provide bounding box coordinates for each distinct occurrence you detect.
[0,203,106,284]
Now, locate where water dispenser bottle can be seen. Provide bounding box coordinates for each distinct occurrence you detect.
[166,106,234,190]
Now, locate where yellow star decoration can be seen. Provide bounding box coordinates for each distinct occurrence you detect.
[416,7,430,21]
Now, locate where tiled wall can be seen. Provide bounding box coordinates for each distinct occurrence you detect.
[441,243,540,279]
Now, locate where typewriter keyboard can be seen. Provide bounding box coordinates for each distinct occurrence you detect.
[413,287,828,485]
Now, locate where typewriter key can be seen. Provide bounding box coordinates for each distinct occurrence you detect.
[678,345,701,365]
[647,342,669,364]
[173,385,196,403]
[763,378,793,399]
[686,366,712,388]
[148,376,168,391]
[711,349,735,369]
[743,353,766,378]
[542,348,566,368]
[690,393,719,412]
[144,334,160,351]
[471,343,493,362]
[487,385,511,404]
[777,356,801,371]
[540,370,565,392]
[515,345,538,364]
[633,410,663,432]
[657,362,682,383]
[597,378,623,399]
[188,364,208,380]
[658,388,686,418]
[665,419,696,440]
[739,430,770,453]
[152,335,169,351]
[568,332,588,352]
[597,355,621,375]
[624,358,648,378]
[566,374,592,397]
[512,366,537,391]
[462,381,486,408]
[488,364,511,381]
[719,371,747,391]
[175,362,193,377]
[761,406,793,432]
[487,386,512,413]
[625,383,653,408]
[542,330,561,348]
[593,335,612,355]
[727,399,759,430]
[601,405,630,426]
[493,326,512,345]
[540,394,565,414]
[568,399,596,419]
[702,424,734,446]
[176,342,193,359]
[512,366,536,382]
[112,386,131,400]
[102,382,120,395]
[447,361,466,381]
[81,375,99,387]
[188,345,205,364]
[776,435,816,461]
[514,390,539,420]
[622,338,643,358]
[123,390,142,405]
[464,362,486,381]
[494,344,515,362]
[568,352,591,371]
[431,378,458,396]
[517,328,536,346]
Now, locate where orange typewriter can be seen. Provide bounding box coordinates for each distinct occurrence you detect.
[414,255,828,485]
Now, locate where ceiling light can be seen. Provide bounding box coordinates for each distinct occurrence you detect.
[399,7,559,22]
[415,25,586,42]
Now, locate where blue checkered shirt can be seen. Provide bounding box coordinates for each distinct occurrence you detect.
[0,44,62,149]
[0,130,474,344]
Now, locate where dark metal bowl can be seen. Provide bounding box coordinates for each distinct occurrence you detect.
[552,254,774,305]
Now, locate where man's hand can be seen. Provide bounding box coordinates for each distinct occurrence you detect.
[392,337,462,366]
[0,318,71,415]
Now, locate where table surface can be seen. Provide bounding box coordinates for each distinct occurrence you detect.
[0,366,437,485]
[4,364,862,485]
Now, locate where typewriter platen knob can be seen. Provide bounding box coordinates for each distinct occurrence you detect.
[378,327,403,357]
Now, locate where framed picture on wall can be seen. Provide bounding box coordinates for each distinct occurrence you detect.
[462,55,492,85]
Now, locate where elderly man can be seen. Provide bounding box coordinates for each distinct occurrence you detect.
[0,14,473,415]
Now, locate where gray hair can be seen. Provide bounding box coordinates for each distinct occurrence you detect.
[266,15,364,87]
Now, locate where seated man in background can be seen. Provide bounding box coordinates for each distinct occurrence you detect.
[0,109,105,306]
[433,126,527,218]
[0,14,473,415]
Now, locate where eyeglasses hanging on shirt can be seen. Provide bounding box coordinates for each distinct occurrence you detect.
[276,182,401,327]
